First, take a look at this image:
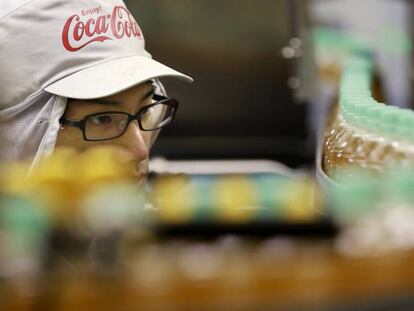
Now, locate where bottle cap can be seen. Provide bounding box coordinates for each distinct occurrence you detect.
[377,106,399,137]
[394,109,414,142]
[365,104,385,132]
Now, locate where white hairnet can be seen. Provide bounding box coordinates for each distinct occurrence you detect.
[0,80,167,167]
[0,91,66,166]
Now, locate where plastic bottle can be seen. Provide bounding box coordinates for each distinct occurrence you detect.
[368,107,401,171]
[392,110,414,167]
[329,170,379,223]
[336,102,377,171]
[323,54,374,176]
[323,92,371,175]
[352,103,385,171]
[325,93,370,176]
[322,110,345,175]
[332,101,358,169]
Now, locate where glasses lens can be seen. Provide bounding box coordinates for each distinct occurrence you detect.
[140,101,176,130]
[85,112,129,140]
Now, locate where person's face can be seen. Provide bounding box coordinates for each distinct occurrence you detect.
[56,82,156,183]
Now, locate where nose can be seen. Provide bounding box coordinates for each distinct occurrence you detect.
[117,120,150,163]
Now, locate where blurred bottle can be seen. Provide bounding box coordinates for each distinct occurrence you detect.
[384,168,414,209]
[393,110,414,167]
[327,98,355,174]
[336,102,378,170]
[331,168,414,256]
[322,108,344,175]
[366,107,400,171]
[352,103,385,171]
[329,171,379,223]
[324,93,370,176]
[345,103,371,168]
[323,67,372,176]
[0,195,50,296]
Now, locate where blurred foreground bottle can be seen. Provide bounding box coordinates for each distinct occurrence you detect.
[0,146,150,283]
[330,168,414,256]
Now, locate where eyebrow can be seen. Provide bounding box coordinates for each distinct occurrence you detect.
[77,84,155,106]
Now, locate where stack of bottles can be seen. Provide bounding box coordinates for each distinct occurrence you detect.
[322,55,414,178]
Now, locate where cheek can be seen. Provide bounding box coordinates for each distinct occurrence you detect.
[55,126,89,150]
[133,131,154,150]
[55,126,156,153]
[149,129,160,146]
[144,131,154,145]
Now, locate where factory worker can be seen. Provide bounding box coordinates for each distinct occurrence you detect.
[0,0,193,182]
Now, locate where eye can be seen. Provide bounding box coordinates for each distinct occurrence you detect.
[89,114,113,125]
[140,105,154,117]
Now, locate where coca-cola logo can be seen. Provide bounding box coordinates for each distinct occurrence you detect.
[62,6,142,52]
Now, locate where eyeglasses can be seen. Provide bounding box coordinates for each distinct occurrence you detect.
[60,94,178,141]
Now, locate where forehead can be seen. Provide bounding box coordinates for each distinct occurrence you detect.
[67,81,153,106]
[64,81,154,118]
[102,81,154,103]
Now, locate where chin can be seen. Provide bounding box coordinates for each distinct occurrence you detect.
[134,173,148,186]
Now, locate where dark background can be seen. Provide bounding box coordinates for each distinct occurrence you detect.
[125,0,310,167]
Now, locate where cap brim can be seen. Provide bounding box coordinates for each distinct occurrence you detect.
[44,56,193,99]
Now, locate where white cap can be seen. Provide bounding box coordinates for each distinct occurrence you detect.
[0,0,193,108]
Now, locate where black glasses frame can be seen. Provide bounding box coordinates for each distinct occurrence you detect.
[59,94,178,142]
